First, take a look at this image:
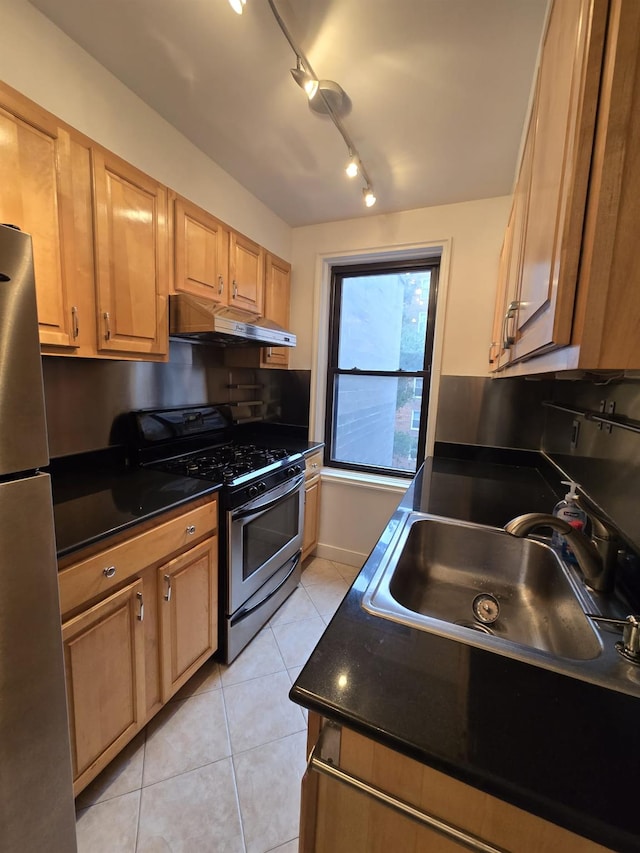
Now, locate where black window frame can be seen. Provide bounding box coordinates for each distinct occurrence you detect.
[324,257,440,478]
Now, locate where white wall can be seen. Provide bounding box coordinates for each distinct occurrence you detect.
[0,0,291,260]
[289,196,510,374]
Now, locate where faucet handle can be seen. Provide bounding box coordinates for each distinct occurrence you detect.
[586,614,640,664]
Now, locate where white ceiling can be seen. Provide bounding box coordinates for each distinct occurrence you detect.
[29,0,548,227]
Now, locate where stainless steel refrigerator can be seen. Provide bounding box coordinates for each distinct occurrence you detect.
[0,224,77,850]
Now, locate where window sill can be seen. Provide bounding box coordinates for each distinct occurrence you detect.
[320,467,410,494]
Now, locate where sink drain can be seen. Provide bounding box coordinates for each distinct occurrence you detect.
[472,593,500,625]
[455,620,494,636]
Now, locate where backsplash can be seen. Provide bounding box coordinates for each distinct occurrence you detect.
[42,342,311,457]
[436,373,640,558]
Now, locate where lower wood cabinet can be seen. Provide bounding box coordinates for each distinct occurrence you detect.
[301,713,611,853]
[62,579,146,790]
[158,537,218,703]
[58,497,218,795]
[302,451,322,562]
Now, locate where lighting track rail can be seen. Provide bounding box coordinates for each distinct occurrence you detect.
[229,0,376,208]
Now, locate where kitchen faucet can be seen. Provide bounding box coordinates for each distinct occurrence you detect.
[504,511,618,593]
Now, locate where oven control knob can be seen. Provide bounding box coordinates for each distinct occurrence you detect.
[288,464,302,476]
[248,485,259,498]
[257,481,267,493]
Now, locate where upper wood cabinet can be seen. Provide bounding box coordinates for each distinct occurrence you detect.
[224,251,293,370]
[263,253,292,367]
[173,194,229,306]
[229,230,264,316]
[0,90,75,348]
[491,0,640,374]
[93,149,168,357]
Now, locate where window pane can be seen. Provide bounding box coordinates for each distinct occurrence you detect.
[337,271,431,371]
[332,375,421,473]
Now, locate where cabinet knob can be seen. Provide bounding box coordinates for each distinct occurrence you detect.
[186,524,196,535]
[103,565,116,578]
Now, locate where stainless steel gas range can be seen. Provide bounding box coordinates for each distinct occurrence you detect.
[132,405,305,662]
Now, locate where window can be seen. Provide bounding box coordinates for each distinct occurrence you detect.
[325,258,439,477]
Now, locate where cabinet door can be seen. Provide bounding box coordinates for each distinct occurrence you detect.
[512,0,607,361]
[262,253,291,367]
[158,537,218,703]
[229,231,264,316]
[490,103,536,370]
[302,478,321,561]
[93,148,168,357]
[62,578,146,792]
[0,93,75,347]
[174,196,229,306]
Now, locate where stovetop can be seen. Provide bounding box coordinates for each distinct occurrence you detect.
[150,443,298,486]
[131,405,305,501]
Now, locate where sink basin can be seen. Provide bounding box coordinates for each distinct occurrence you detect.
[362,513,602,663]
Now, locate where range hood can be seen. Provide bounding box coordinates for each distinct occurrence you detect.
[169,294,296,347]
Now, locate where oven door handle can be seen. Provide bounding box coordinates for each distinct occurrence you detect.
[232,475,305,521]
[231,551,301,625]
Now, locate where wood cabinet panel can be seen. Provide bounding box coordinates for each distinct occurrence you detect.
[262,252,291,367]
[303,715,611,853]
[58,499,217,617]
[302,477,321,562]
[93,148,168,357]
[62,579,145,792]
[0,97,73,347]
[173,195,229,305]
[229,230,264,316]
[512,0,606,361]
[158,537,218,702]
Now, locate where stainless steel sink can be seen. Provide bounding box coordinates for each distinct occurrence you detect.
[363,512,603,665]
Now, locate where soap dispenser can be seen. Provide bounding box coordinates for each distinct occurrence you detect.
[551,480,588,563]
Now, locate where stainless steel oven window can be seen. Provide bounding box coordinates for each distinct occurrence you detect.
[228,476,304,615]
[242,489,301,581]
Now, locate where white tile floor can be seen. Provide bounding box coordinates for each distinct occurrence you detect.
[75,557,360,853]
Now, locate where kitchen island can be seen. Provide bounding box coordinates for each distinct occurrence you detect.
[290,446,640,852]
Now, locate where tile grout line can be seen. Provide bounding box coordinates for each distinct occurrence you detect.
[220,673,248,853]
[133,729,147,852]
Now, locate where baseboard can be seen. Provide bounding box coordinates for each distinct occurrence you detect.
[314,543,366,568]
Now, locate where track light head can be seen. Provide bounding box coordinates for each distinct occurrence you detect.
[363,187,377,208]
[290,60,319,100]
[228,0,246,14]
[345,155,359,178]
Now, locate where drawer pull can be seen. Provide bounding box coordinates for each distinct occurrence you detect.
[103,565,116,579]
[137,592,144,622]
[164,574,172,602]
[186,524,196,535]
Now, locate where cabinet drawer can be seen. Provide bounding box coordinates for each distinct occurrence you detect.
[59,498,217,616]
[305,451,323,480]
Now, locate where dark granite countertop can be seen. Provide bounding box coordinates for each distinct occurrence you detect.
[50,449,219,558]
[49,427,320,560]
[290,447,640,852]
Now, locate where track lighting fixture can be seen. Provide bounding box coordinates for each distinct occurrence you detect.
[290,59,319,100]
[231,0,377,210]
[345,154,359,178]
[363,187,377,208]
